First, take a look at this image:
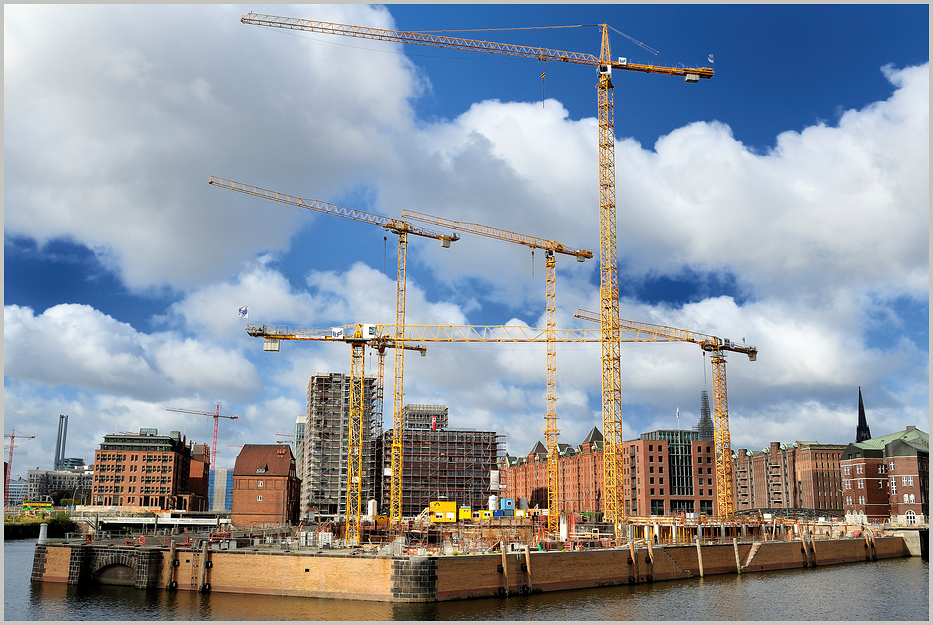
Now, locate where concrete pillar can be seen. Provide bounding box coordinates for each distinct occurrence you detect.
[38,523,49,545]
[695,537,704,578]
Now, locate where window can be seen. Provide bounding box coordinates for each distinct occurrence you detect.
[857,479,864,489]
[878,480,884,489]
[858,496,865,505]
[706,446,711,454]
[257,495,263,501]
[891,481,897,495]
[649,445,654,452]
[649,455,654,462]
[658,445,663,453]
[699,489,704,495]
[889,461,895,471]
[903,494,910,504]
[906,510,916,524]
[902,475,914,487]
[707,468,712,474]
[908,494,916,504]
[257,481,263,488]
[843,465,850,475]
[856,465,863,474]
[698,457,703,464]
[659,466,663,473]
[699,478,704,485]
[649,466,654,474]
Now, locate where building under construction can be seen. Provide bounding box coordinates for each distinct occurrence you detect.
[301,372,378,521]
[379,404,506,516]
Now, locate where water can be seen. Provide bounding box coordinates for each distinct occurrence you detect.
[5,539,929,620]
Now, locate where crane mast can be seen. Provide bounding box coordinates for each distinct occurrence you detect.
[575,309,757,518]
[401,209,592,534]
[210,175,458,532]
[240,12,713,533]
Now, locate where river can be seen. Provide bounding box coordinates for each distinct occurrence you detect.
[4,539,929,620]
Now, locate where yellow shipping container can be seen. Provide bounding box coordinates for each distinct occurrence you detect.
[458,506,472,520]
[480,510,493,519]
[514,509,526,518]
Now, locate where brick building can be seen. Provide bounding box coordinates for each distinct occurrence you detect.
[91,428,204,510]
[28,466,94,505]
[231,444,301,527]
[733,441,845,515]
[841,425,928,524]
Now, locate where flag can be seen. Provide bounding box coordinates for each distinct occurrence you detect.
[708,54,714,64]
[238,305,249,319]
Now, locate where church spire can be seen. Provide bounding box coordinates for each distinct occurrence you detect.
[856,386,872,443]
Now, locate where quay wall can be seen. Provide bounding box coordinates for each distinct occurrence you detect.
[32,536,910,602]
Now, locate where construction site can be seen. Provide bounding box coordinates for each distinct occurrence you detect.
[25,10,928,605]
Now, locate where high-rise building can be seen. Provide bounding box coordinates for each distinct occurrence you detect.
[301,372,378,521]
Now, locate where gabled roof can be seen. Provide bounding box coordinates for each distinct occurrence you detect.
[581,426,603,445]
[233,444,295,477]
[527,441,547,456]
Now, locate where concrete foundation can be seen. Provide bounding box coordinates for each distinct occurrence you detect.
[32,536,912,602]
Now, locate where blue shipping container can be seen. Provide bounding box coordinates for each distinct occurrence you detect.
[500,498,515,510]
[493,510,504,517]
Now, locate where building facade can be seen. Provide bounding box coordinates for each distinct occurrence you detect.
[231,444,301,527]
[28,467,94,505]
[90,429,199,510]
[379,405,505,516]
[300,372,378,521]
[733,441,845,515]
[209,467,234,511]
[841,425,928,524]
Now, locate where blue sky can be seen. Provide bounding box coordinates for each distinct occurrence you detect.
[4,4,928,477]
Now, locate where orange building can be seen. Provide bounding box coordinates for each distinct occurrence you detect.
[231,444,301,527]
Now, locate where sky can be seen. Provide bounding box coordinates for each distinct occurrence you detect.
[4,4,929,479]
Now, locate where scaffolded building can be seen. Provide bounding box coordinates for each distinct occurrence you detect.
[302,372,378,521]
[380,404,506,516]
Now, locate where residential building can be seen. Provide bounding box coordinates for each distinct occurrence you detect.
[841,425,928,524]
[732,441,845,514]
[28,467,94,505]
[6,477,30,506]
[185,443,211,512]
[380,405,505,516]
[90,428,201,510]
[300,372,378,522]
[231,444,301,526]
[209,467,234,511]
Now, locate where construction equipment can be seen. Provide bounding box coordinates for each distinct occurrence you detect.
[247,321,672,543]
[209,175,457,531]
[240,12,713,533]
[164,405,238,473]
[574,309,757,518]
[399,208,593,534]
[4,429,35,505]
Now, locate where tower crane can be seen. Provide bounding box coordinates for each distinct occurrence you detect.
[247,320,671,543]
[4,429,35,505]
[164,405,238,473]
[209,175,457,530]
[574,309,757,518]
[401,208,593,533]
[240,11,713,532]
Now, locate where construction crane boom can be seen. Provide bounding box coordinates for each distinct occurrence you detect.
[575,308,756,517]
[210,175,457,533]
[242,11,713,533]
[240,14,714,80]
[165,405,238,471]
[401,208,593,534]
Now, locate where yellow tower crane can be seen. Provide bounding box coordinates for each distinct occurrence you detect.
[209,175,457,533]
[574,309,757,518]
[401,208,592,534]
[240,12,713,532]
[248,321,672,544]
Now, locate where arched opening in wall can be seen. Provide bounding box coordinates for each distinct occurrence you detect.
[95,563,136,586]
[905,510,916,525]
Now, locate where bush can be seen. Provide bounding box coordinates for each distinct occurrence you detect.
[46,512,77,537]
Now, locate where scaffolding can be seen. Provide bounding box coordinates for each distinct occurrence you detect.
[304,372,378,521]
[381,405,506,517]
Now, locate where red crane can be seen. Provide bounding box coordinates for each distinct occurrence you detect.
[165,405,238,467]
[4,429,36,505]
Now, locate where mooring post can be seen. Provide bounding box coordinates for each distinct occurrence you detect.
[501,547,509,596]
[733,537,741,574]
[695,536,704,578]
[628,540,639,581]
[198,539,210,592]
[646,538,655,581]
[524,544,532,590]
[167,541,177,590]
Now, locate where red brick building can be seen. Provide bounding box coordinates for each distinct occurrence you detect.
[625,430,716,518]
[733,441,845,514]
[232,444,301,527]
[91,429,199,510]
[841,425,928,525]
[179,443,211,512]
